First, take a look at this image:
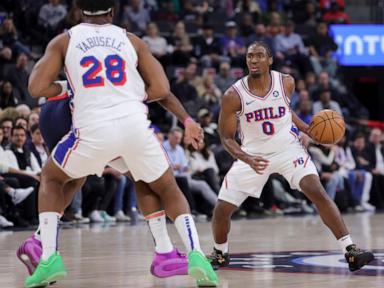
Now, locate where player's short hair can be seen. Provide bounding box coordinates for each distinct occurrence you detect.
[247,41,273,58]
[76,0,115,16]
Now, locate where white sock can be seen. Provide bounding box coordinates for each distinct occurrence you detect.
[174,214,202,253]
[145,210,174,253]
[214,242,228,253]
[338,234,353,254]
[34,226,41,242]
[39,212,61,261]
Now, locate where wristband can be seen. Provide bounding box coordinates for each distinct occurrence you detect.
[183,117,194,127]
[54,80,68,96]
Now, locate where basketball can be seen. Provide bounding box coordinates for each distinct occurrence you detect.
[308,110,345,144]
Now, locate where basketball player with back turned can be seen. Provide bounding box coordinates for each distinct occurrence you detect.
[208,41,374,271]
[24,0,218,287]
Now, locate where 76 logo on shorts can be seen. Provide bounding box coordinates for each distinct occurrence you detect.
[293,157,304,168]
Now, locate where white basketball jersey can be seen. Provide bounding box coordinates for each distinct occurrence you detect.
[234,70,298,155]
[65,23,147,129]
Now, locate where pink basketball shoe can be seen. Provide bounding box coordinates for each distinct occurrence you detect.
[150,249,188,278]
[17,235,42,275]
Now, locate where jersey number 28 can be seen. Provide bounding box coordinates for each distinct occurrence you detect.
[80,54,127,88]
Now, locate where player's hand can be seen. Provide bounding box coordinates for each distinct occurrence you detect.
[184,119,204,150]
[245,155,269,175]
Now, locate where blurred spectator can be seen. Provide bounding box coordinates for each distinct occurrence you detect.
[142,22,169,66]
[312,71,339,101]
[198,108,220,146]
[124,0,151,33]
[323,2,350,24]
[305,71,317,96]
[0,18,37,59]
[82,175,117,223]
[27,124,48,168]
[294,1,319,27]
[367,128,384,175]
[308,22,338,77]
[7,53,34,106]
[275,21,312,76]
[171,67,201,118]
[193,24,223,68]
[214,62,235,93]
[290,80,307,109]
[246,23,275,53]
[180,0,202,26]
[15,104,31,118]
[15,117,28,131]
[154,1,179,23]
[320,0,345,10]
[238,13,255,38]
[0,81,20,109]
[196,75,222,110]
[296,99,313,125]
[38,0,67,40]
[1,117,13,149]
[313,89,342,116]
[220,21,246,67]
[163,127,217,216]
[187,142,221,193]
[169,21,193,66]
[235,0,261,22]
[0,47,12,62]
[57,4,82,32]
[308,144,344,201]
[27,111,39,131]
[265,12,283,37]
[8,126,41,174]
[366,128,384,209]
[350,133,374,211]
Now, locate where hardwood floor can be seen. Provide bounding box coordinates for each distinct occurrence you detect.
[1,213,383,288]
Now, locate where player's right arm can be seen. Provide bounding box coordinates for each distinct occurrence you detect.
[219,88,269,174]
[28,33,69,98]
[127,33,170,102]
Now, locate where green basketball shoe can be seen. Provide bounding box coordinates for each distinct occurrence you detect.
[24,252,67,288]
[188,250,219,287]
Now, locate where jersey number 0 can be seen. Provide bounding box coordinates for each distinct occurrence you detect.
[80,54,127,88]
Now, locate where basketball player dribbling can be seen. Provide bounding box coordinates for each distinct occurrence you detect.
[208,41,374,272]
[22,0,218,287]
[17,83,204,279]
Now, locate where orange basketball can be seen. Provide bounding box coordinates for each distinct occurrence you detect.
[308,109,345,144]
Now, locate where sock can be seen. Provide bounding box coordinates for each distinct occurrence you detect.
[34,226,41,242]
[145,210,174,253]
[39,212,61,261]
[174,214,202,253]
[214,242,228,253]
[338,234,353,254]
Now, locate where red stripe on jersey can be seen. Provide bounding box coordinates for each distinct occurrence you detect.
[304,155,310,167]
[48,92,69,102]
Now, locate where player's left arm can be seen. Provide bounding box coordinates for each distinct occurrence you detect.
[282,74,310,134]
[28,33,69,98]
[157,92,204,150]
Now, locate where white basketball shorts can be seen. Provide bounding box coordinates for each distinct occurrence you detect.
[218,142,318,207]
[52,113,169,182]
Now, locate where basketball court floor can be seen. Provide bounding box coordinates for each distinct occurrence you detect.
[1,213,383,288]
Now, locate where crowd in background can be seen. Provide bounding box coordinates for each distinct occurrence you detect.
[0,0,383,229]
